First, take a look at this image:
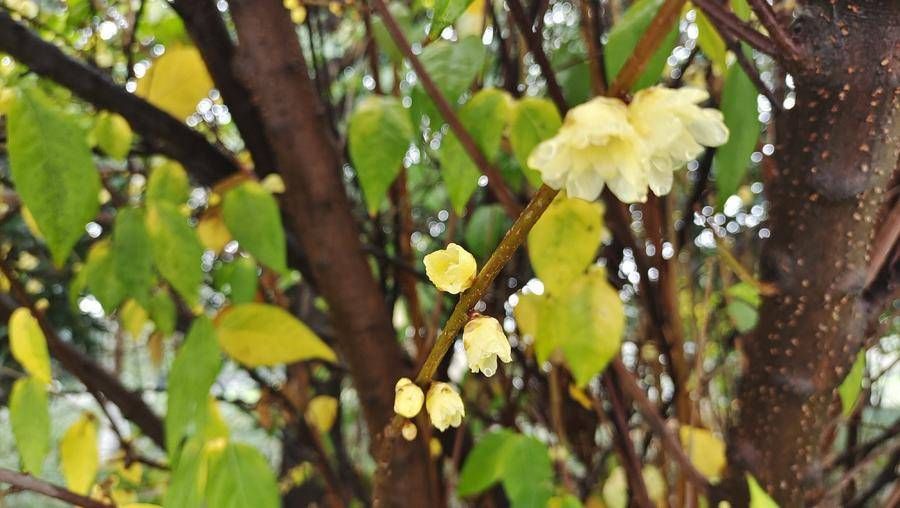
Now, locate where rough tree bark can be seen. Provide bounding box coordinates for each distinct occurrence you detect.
[226,1,434,505]
[723,1,899,505]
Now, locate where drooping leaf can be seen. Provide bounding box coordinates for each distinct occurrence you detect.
[465,204,511,260]
[10,376,51,474]
[694,8,726,73]
[419,36,486,106]
[604,0,679,91]
[370,4,415,64]
[213,257,259,305]
[164,437,209,508]
[146,202,204,307]
[60,412,100,495]
[120,299,150,339]
[537,267,624,386]
[527,194,605,292]
[438,133,481,214]
[678,425,727,480]
[214,303,336,366]
[714,62,760,203]
[457,430,518,496]
[509,97,562,187]
[146,159,191,206]
[148,289,177,336]
[222,180,288,273]
[747,474,779,508]
[205,442,280,508]
[8,307,52,384]
[135,45,213,119]
[839,349,867,416]
[166,316,222,456]
[347,96,414,215]
[83,239,126,312]
[6,86,100,265]
[513,292,542,340]
[430,0,474,38]
[458,431,554,508]
[196,210,232,253]
[113,207,154,303]
[92,111,133,159]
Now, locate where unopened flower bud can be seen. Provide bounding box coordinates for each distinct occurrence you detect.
[423,243,477,294]
[401,421,418,441]
[393,377,424,418]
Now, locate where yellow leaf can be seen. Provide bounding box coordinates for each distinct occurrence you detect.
[9,307,51,384]
[197,210,232,253]
[114,458,144,485]
[119,299,149,340]
[92,112,133,159]
[260,173,286,194]
[214,303,336,366]
[60,412,100,495]
[513,292,542,340]
[203,397,230,441]
[135,46,213,120]
[679,425,727,480]
[305,395,338,434]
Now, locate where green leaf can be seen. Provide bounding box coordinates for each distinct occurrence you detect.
[457,430,517,496]
[6,86,100,265]
[147,159,191,206]
[10,377,50,474]
[714,62,760,203]
[113,207,154,304]
[371,4,415,64]
[440,88,511,214]
[430,0,474,37]
[205,442,280,508]
[695,9,726,73]
[527,194,605,292]
[509,97,562,188]
[458,431,553,508]
[465,204,511,260]
[146,202,204,307]
[419,36,486,105]
[215,303,336,366]
[604,0,679,91]
[8,307,52,384]
[839,350,866,416]
[83,239,126,312]
[164,438,209,508]
[214,257,259,305]
[348,96,414,215]
[92,111,133,159]
[537,267,624,386]
[747,474,779,508]
[148,289,177,336]
[166,317,222,456]
[222,180,288,273]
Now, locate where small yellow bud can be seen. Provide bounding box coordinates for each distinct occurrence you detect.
[401,421,418,441]
[393,377,424,418]
[462,316,512,377]
[429,437,442,458]
[425,382,464,431]
[423,243,477,294]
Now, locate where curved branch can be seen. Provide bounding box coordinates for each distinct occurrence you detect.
[0,467,114,508]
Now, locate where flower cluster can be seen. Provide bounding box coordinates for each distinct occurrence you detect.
[528,86,729,203]
[394,244,513,433]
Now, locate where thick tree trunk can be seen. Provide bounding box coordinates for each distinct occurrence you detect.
[724,1,899,505]
[227,1,434,505]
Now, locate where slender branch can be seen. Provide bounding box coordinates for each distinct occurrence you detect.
[0,11,238,186]
[744,0,801,61]
[368,0,523,218]
[865,197,900,289]
[0,467,114,508]
[691,0,779,58]
[600,374,654,507]
[505,0,569,111]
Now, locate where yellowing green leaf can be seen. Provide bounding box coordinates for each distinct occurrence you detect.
[10,376,50,474]
[747,474,779,508]
[148,289,177,336]
[513,292,542,340]
[305,395,339,434]
[430,0,474,37]
[146,202,204,307]
[7,86,100,265]
[166,317,222,455]
[83,239,126,312]
[222,180,287,273]
[839,349,866,416]
[92,111,133,159]
[509,97,562,188]
[9,307,52,384]
[60,412,100,495]
[205,442,280,508]
[136,46,213,119]
[215,303,335,366]
[536,267,624,386]
[146,159,191,206]
[679,425,726,480]
[348,95,414,215]
[527,194,605,292]
[197,211,232,253]
[164,438,209,508]
[120,299,150,340]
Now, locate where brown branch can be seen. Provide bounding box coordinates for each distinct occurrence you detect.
[0,261,166,449]
[171,0,279,177]
[505,0,569,111]
[865,197,900,289]
[691,0,779,59]
[0,11,238,186]
[368,0,522,218]
[744,0,801,62]
[599,374,654,507]
[0,467,114,508]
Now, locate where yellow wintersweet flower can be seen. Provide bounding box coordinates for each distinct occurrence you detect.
[393,377,425,418]
[423,243,477,294]
[463,316,512,377]
[628,86,729,196]
[425,382,465,431]
[528,96,648,203]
